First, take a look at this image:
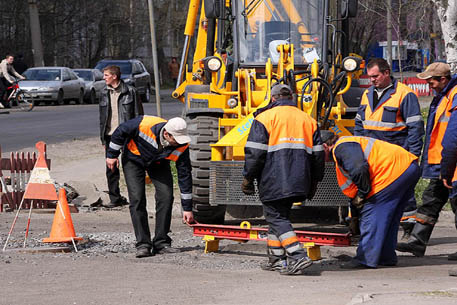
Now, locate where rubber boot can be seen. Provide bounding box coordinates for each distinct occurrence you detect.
[399,221,414,241]
[396,223,434,257]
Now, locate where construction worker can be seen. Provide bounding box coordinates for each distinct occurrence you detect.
[242,84,325,275]
[106,116,194,258]
[355,58,424,239]
[396,62,457,258]
[322,133,420,268]
[440,80,457,277]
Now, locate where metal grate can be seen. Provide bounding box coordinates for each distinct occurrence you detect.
[209,161,349,207]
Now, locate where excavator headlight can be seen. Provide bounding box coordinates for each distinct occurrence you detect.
[342,56,361,72]
[205,56,222,72]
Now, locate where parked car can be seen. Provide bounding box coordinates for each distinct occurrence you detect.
[72,68,105,104]
[94,59,152,102]
[20,67,85,105]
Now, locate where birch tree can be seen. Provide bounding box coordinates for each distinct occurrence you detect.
[432,0,457,73]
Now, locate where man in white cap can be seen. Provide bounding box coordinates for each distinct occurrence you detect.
[106,115,194,258]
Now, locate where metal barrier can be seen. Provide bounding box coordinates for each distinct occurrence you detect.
[0,144,51,212]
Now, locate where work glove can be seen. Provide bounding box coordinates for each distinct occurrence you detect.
[241,178,255,195]
[351,195,365,209]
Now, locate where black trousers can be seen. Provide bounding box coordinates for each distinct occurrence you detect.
[104,135,122,204]
[0,77,11,106]
[416,178,450,224]
[122,157,174,250]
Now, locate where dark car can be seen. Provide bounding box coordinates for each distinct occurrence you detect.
[94,59,152,103]
[72,68,105,104]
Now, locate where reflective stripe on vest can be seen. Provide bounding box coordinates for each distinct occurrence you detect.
[359,82,414,132]
[127,116,167,156]
[333,136,417,199]
[255,105,318,155]
[165,144,189,162]
[428,87,457,164]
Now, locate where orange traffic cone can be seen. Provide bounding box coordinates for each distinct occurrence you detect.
[43,188,82,243]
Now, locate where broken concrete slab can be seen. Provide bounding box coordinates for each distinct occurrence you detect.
[64,180,103,208]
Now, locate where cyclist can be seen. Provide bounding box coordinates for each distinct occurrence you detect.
[0,54,25,108]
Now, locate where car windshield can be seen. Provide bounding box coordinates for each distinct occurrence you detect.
[23,69,61,81]
[95,62,132,74]
[73,70,93,81]
[237,0,324,66]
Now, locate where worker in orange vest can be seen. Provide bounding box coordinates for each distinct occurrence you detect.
[354,58,424,239]
[242,84,325,275]
[322,133,420,268]
[397,62,457,259]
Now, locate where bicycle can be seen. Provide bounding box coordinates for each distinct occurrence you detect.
[1,81,34,112]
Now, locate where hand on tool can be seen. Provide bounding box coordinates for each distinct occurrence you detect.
[351,195,365,209]
[241,178,255,195]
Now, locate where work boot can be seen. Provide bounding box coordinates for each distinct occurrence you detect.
[396,222,434,257]
[260,259,287,272]
[135,247,153,258]
[399,221,415,241]
[448,252,457,261]
[280,256,313,275]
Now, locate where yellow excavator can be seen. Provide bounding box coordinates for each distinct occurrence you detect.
[172,0,364,223]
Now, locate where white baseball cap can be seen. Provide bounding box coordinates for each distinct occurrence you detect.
[163,117,191,144]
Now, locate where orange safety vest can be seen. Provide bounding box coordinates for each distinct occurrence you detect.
[428,87,457,164]
[126,116,189,161]
[359,82,415,132]
[333,136,417,199]
[256,106,319,154]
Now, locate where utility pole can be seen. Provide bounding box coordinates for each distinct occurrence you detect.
[386,0,393,68]
[28,0,44,66]
[147,0,162,117]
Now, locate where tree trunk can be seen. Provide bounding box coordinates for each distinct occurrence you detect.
[433,0,457,73]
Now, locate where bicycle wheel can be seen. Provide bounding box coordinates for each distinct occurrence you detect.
[16,92,34,111]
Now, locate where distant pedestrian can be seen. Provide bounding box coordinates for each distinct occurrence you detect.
[0,54,25,108]
[99,65,143,208]
[168,57,179,85]
[242,84,325,275]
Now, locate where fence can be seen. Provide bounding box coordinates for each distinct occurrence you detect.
[0,144,52,212]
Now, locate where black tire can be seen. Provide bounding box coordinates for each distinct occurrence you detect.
[142,85,151,103]
[88,89,96,104]
[226,206,263,219]
[187,115,226,224]
[16,92,34,111]
[56,90,64,106]
[76,89,84,105]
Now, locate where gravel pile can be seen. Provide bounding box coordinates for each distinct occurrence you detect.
[0,228,272,270]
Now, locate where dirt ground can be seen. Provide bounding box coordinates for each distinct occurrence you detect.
[1,137,457,305]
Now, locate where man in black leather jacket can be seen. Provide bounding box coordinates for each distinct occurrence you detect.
[99,65,143,208]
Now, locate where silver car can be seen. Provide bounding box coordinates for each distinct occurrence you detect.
[20,67,85,105]
[72,68,105,104]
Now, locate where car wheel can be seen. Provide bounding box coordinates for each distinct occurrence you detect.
[88,89,96,104]
[56,90,65,106]
[142,85,151,103]
[76,89,84,105]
